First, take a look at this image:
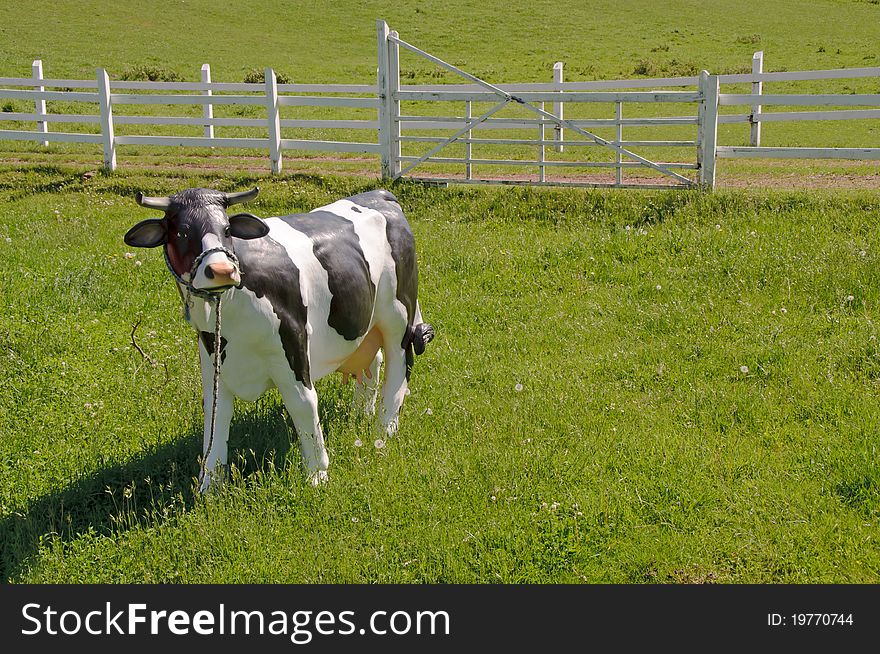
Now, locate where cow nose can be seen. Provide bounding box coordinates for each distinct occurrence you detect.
[206,261,236,279]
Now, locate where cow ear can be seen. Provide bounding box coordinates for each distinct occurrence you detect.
[229,212,270,239]
[124,218,167,248]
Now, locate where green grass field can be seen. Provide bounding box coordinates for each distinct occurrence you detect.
[2,1,878,83]
[1,165,878,582]
[0,1,878,184]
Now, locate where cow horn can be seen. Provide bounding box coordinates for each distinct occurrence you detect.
[225,187,260,206]
[135,192,172,211]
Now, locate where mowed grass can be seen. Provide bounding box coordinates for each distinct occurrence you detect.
[1,165,879,583]
[0,0,878,182]
[2,0,878,83]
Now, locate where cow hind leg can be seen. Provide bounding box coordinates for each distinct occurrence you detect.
[377,301,434,436]
[352,350,383,416]
[380,344,408,436]
[276,379,329,485]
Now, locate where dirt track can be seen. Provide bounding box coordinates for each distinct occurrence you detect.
[2,154,878,191]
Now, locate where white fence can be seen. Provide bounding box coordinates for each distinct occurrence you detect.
[0,64,381,174]
[1,20,878,189]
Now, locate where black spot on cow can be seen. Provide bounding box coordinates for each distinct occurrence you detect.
[346,191,418,347]
[199,332,228,364]
[235,236,312,389]
[282,211,375,341]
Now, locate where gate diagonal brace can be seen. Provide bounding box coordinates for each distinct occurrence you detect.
[388,33,694,186]
[394,99,511,179]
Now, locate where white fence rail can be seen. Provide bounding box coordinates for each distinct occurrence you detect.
[0,65,380,174]
[0,20,878,188]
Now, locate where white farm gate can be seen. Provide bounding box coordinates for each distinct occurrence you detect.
[378,22,713,189]
[0,20,878,189]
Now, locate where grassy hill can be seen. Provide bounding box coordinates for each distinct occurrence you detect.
[1,1,878,83]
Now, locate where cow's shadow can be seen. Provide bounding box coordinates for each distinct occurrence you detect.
[0,390,350,582]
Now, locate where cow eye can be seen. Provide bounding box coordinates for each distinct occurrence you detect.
[176,231,188,240]
[224,226,231,237]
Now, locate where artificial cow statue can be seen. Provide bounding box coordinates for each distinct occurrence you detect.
[124,187,433,490]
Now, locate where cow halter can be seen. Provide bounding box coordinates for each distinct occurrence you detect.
[164,245,241,310]
[163,245,238,491]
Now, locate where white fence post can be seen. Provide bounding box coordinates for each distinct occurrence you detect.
[697,70,719,190]
[265,67,282,174]
[377,19,394,179]
[539,101,546,182]
[388,30,401,177]
[96,68,116,171]
[553,61,564,153]
[32,60,49,147]
[465,100,473,180]
[201,63,214,140]
[615,101,623,185]
[750,51,764,147]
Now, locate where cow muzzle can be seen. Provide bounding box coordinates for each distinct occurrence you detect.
[191,247,241,291]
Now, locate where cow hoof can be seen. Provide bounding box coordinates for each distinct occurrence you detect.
[308,470,329,486]
[384,416,400,437]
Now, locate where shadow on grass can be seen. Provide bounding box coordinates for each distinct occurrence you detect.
[0,398,302,582]
[0,166,90,202]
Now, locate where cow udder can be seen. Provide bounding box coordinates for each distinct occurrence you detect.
[337,325,384,384]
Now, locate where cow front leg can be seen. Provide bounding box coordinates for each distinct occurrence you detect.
[200,380,234,493]
[352,350,383,416]
[277,380,329,485]
[198,339,233,493]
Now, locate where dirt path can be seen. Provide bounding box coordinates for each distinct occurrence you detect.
[2,154,878,190]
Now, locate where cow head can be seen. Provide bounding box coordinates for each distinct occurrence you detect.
[124,187,269,291]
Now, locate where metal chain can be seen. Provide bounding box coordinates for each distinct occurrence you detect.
[163,245,233,490]
[198,294,223,490]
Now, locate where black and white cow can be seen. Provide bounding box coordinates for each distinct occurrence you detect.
[124,187,433,490]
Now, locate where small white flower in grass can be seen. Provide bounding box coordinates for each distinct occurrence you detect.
[780,307,787,314]
[351,517,358,523]
[4,237,10,244]
[656,284,662,291]
[374,438,385,450]
[514,383,523,392]
[740,365,749,374]
[860,250,867,258]
[423,407,433,415]
[846,295,855,302]
[354,438,363,448]
[124,252,134,259]
[715,224,721,230]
